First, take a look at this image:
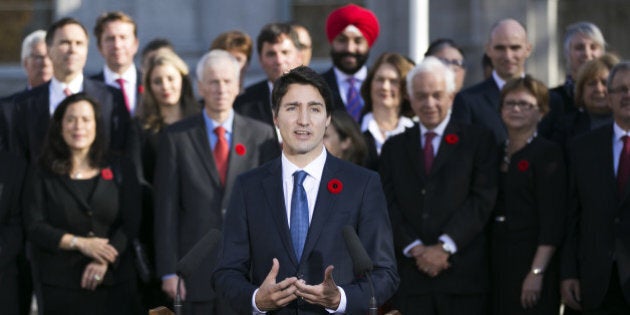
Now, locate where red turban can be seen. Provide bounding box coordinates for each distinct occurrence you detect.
[325,4,380,47]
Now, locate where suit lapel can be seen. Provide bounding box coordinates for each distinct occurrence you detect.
[431,122,460,175]
[405,126,427,182]
[261,160,298,266]
[482,78,501,111]
[225,114,251,188]
[187,116,222,188]
[301,155,339,262]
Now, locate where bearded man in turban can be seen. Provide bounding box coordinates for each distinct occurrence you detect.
[321,4,380,122]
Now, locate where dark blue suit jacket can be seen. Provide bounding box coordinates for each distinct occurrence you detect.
[213,154,399,314]
[11,78,130,164]
[452,77,506,144]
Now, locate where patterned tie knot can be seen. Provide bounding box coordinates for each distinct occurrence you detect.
[347,77,356,85]
[214,126,226,138]
[425,131,436,143]
[294,170,307,186]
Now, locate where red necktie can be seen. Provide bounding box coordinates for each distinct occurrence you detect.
[618,135,630,196]
[213,126,229,186]
[116,78,131,112]
[424,132,436,175]
[63,88,72,97]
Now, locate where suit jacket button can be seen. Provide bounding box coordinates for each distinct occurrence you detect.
[614,217,621,224]
[87,211,93,216]
[420,189,426,195]
[422,213,429,219]
[88,231,95,237]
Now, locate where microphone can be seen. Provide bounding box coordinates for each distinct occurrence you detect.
[174,228,222,315]
[342,226,378,315]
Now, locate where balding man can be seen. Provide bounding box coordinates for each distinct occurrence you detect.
[380,57,497,314]
[452,19,532,144]
[322,4,380,122]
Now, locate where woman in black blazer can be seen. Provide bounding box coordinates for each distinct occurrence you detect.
[23,93,141,315]
[491,76,566,314]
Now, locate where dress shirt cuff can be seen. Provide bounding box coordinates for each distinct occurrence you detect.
[326,286,347,313]
[252,288,267,314]
[161,273,176,281]
[439,234,458,254]
[403,239,423,257]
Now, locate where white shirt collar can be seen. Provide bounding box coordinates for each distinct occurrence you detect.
[613,122,630,141]
[282,147,327,184]
[419,112,451,136]
[103,64,137,87]
[333,66,368,83]
[49,74,84,114]
[492,70,525,91]
[361,113,414,154]
[50,74,84,94]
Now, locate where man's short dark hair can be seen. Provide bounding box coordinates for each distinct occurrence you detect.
[141,38,174,60]
[256,22,300,55]
[271,66,333,117]
[45,17,88,47]
[94,11,137,48]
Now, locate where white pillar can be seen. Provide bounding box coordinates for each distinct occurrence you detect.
[409,0,429,63]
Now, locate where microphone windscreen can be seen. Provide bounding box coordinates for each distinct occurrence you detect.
[176,228,222,279]
[342,225,374,276]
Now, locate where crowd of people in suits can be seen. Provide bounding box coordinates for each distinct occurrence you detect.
[0,3,629,315]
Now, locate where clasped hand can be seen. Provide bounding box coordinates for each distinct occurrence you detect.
[255,258,341,311]
[410,244,450,277]
[76,237,118,264]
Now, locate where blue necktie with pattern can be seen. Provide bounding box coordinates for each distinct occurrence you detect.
[346,77,363,121]
[290,171,309,261]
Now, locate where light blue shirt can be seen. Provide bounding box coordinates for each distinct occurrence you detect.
[203,109,234,150]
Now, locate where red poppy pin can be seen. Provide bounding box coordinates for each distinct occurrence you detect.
[235,143,246,156]
[137,85,144,95]
[445,133,459,144]
[327,179,343,194]
[101,168,114,180]
[517,160,530,172]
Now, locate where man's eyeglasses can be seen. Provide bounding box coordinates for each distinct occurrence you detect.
[438,58,465,69]
[503,100,538,111]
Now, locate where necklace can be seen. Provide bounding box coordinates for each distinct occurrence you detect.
[503,132,537,165]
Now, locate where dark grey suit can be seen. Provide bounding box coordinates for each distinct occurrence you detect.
[154,112,279,304]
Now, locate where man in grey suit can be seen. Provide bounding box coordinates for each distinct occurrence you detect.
[154,50,280,314]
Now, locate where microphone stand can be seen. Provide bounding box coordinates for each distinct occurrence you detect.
[174,276,183,315]
[365,272,377,315]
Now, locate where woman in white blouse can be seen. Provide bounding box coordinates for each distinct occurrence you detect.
[359,52,415,170]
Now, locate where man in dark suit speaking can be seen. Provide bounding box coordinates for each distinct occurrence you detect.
[213,66,399,314]
[380,57,497,314]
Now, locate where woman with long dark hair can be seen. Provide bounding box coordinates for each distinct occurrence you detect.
[24,93,141,314]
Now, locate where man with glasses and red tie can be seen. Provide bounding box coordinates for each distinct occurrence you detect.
[154,50,279,314]
[321,4,380,123]
[12,17,130,163]
[561,62,630,314]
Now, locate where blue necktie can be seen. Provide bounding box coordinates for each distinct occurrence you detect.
[290,171,309,261]
[346,77,363,122]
